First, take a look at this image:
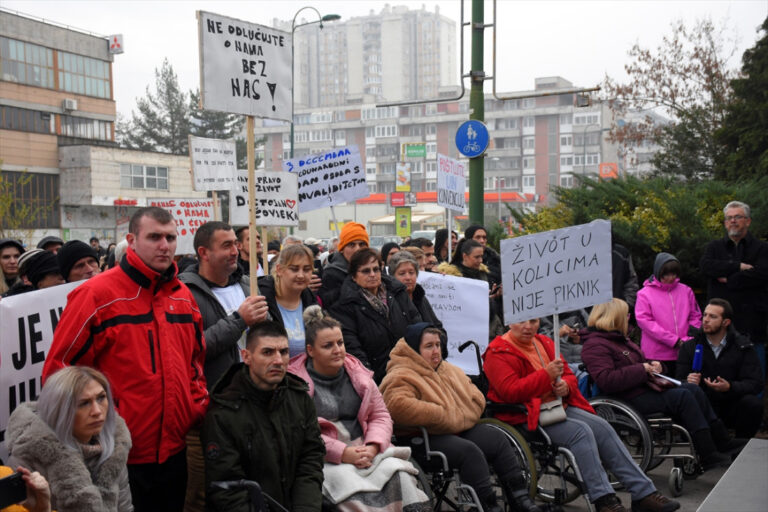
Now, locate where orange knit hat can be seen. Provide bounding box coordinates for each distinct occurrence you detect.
[338,222,369,251]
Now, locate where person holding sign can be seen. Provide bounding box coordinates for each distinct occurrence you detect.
[43,207,208,512]
[581,299,738,470]
[437,239,504,340]
[331,248,422,383]
[259,244,319,357]
[6,366,133,511]
[484,317,680,512]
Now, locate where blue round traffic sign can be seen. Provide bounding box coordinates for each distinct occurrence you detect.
[455,120,489,158]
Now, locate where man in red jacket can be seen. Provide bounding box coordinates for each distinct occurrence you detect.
[43,207,208,512]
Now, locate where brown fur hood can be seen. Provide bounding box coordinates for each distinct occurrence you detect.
[380,338,486,434]
[436,262,490,277]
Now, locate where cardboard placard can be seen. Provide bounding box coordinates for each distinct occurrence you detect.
[148,198,215,255]
[230,170,299,227]
[189,135,237,191]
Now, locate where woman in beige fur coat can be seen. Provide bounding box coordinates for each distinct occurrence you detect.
[380,323,542,512]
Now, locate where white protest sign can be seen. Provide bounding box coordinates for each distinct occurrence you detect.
[437,153,466,212]
[416,273,489,375]
[0,281,82,460]
[230,170,299,226]
[198,11,291,121]
[282,146,368,213]
[148,198,215,255]
[189,135,237,191]
[500,220,613,324]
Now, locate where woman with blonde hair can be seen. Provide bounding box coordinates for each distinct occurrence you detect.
[6,366,132,511]
[259,243,319,356]
[581,298,737,471]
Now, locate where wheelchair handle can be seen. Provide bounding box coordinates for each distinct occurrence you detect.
[211,480,289,512]
[458,340,483,375]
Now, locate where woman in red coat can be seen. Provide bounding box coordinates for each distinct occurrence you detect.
[483,319,679,512]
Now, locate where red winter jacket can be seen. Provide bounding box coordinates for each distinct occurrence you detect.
[43,248,208,464]
[482,333,594,431]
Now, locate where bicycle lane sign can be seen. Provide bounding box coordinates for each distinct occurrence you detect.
[455,120,489,159]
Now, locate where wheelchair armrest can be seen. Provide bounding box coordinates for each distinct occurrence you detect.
[393,424,451,472]
[485,401,527,415]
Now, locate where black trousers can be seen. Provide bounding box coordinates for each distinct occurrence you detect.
[128,448,187,512]
[712,394,764,438]
[629,382,717,433]
[405,423,521,499]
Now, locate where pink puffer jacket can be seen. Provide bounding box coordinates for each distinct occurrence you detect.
[288,352,393,463]
[635,277,701,361]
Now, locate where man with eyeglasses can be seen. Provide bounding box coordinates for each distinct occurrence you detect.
[701,201,768,375]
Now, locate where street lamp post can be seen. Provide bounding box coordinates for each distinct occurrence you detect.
[290,7,341,159]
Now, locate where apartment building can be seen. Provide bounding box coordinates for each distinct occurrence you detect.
[284,4,456,109]
[254,76,618,237]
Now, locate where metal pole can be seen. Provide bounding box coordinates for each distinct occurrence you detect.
[468,0,485,226]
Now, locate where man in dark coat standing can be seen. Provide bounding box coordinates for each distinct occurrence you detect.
[700,201,768,370]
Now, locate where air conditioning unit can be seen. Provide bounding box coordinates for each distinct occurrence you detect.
[62,98,78,111]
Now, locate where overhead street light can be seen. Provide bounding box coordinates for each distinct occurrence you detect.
[290,8,341,159]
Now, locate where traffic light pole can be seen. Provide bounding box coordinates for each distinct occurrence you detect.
[468,0,485,226]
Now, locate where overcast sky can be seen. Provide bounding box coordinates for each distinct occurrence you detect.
[3,0,766,118]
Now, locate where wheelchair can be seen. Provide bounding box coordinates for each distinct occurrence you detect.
[458,341,595,512]
[579,373,702,497]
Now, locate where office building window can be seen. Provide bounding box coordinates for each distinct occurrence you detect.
[523,116,535,128]
[58,50,110,99]
[522,98,535,109]
[574,114,599,125]
[0,106,52,134]
[560,155,573,166]
[60,115,112,141]
[560,113,572,125]
[120,164,169,190]
[0,170,60,228]
[0,36,55,89]
[560,175,574,188]
[522,137,535,149]
[560,135,572,146]
[523,175,535,188]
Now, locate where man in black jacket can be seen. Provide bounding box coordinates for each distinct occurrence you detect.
[203,322,325,511]
[179,221,269,512]
[700,201,768,360]
[676,299,764,438]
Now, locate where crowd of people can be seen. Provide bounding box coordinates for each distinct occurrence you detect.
[0,198,765,512]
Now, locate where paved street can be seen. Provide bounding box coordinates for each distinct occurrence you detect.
[560,459,728,512]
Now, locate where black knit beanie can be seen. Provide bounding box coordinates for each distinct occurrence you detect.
[26,251,61,288]
[57,240,98,281]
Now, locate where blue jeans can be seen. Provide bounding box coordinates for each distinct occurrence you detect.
[544,407,655,503]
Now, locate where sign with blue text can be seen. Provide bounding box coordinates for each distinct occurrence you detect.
[197,11,291,121]
[455,120,489,158]
[437,153,466,212]
[282,145,368,213]
[417,273,489,375]
[500,220,613,324]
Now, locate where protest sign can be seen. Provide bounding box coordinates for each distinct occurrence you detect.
[0,281,82,459]
[416,273,489,375]
[437,153,466,212]
[198,11,291,121]
[148,198,215,254]
[230,170,299,226]
[189,135,237,191]
[282,146,368,213]
[500,220,613,324]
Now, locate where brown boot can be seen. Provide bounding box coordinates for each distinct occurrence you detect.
[594,494,628,512]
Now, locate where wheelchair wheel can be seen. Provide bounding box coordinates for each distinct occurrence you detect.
[408,458,438,510]
[478,418,538,499]
[589,397,654,479]
[533,444,583,505]
[668,466,683,497]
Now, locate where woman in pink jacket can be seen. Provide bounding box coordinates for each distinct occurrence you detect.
[288,306,429,511]
[635,253,701,375]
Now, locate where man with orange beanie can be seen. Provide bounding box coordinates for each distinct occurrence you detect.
[318,222,369,308]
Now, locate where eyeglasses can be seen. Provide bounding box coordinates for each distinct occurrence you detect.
[725,215,746,222]
[358,267,381,275]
